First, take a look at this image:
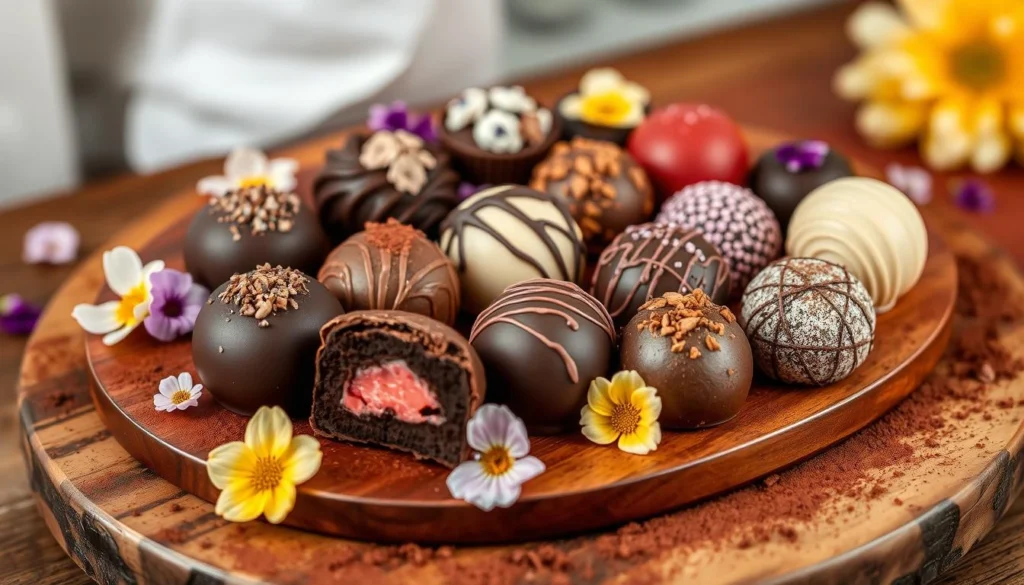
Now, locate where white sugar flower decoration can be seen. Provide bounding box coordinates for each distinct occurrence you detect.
[445,88,489,132]
[446,404,545,511]
[488,85,537,113]
[154,372,203,412]
[196,147,298,197]
[71,247,164,345]
[473,110,524,154]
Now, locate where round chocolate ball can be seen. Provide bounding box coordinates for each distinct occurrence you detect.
[440,185,585,315]
[470,279,615,434]
[656,181,782,296]
[621,289,753,429]
[192,265,344,417]
[530,137,655,252]
[590,222,730,329]
[184,186,331,290]
[748,141,854,232]
[740,257,876,386]
[313,132,460,245]
[318,219,460,325]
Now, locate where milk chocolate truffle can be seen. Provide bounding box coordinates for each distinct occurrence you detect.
[184,186,331,289]
[312,310,484,468]
[621,289,753,429]
[748,140,854,231]
[656,181,782,295]
[470,279,616,434]
[439,86,561,184]
[786,177,928,312]
[192,265,344,417]
[530,137,655,252]
[555,68,651,146]
[313,130,460,244]
[440,185,585,314]
[590,222,730,328]
[318,219,460,325]
[741,257,876,386]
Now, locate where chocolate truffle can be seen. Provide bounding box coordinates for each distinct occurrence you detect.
[740,257,876,386]
[621,289,753,429]
[192,264,344,417]
[439,86,561,184]
[748,140,854,231]
[530,137,655,252]
[590,222,730,328]
[318,219,460,326]
[786,177,928,313]
[555,68,651,146]
[656,181,782,296]
[184,185,330,290]
[313,130,460,244]
[311,310,485,468]
[440,185,585,314]
[470,279,616,434]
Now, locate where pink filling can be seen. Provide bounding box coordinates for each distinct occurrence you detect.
[342,361,445,425]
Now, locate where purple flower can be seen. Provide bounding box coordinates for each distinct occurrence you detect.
[23,221,79,264]
[1,294,42,336]
[886,163,932,205]
[953,179,995,213]
[144,269,208,342]
[367,101,436,143]
[775,140,830,173]
[458,182,491,200]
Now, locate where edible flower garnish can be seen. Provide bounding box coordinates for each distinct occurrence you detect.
[886,162,933,205]
[197,147,298,197]
[23,221,79,265]
[368,100,436,143]
[560,68,649,129]
[775,140,830,172]
[580,370,662,455]
[144,269,208,342]
[1,294,42,336]
[953,178,996,213]
[154,372,203,412]
[71,247,164,345]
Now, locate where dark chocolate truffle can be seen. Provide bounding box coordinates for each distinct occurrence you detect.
[184,185,330,289]
[740,257,876,386]
[318,219,460,325]
[192,264,344,417]
[621,289,753,429]
[590,222,730,329]
[313,130,459,244]
[748,140,854,231]
[470,279,616,434]
[530,137,655,252]
[439,86,561,184]
[311,310,485,468]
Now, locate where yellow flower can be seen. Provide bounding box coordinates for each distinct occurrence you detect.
[834,0,1024,172]
[71,246,164,345]
[560,68,649,129]
[206,406,322,524]
[580,370,662,455]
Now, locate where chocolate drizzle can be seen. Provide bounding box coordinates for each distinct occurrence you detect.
[471,279,614,382]
[313,134,460,244]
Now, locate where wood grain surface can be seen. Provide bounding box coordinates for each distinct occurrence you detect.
[6,2,1024,583]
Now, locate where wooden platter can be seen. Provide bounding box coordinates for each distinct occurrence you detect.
[74,130,957,544]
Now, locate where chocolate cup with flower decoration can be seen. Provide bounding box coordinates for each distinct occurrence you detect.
[554,91,653,147]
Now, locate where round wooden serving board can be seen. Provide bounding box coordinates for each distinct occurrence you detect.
[21,128,1024,585]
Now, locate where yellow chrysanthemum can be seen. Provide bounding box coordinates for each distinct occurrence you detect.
[834,0,1024,172]
[206,406,322,524]
[580,370,662,455]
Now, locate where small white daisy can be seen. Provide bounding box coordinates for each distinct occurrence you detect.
[154,372,203,412]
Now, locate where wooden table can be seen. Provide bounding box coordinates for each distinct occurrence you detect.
[4,3,1024,583]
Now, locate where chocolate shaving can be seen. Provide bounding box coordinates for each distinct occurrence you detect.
[209,184,301,236]
[217,264,310,327]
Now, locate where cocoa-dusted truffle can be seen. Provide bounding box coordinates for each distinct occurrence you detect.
[530,137,654,252]
[311,310,485,468]
[621,289,753,429]
[318,219,460,326]
[740,257,876,386]
[184,185,331,289]
[590,222,730,328]
[192,264,343,417]
[313,130,460,244]
[470,279,616,434]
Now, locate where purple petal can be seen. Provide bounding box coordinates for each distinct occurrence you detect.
[886,163,932,205]
[23,222,80,265]
[144,270,208,341]
[408,114,437,143]
[775,140,830,173]
[953,179,995,213]
[367,101,408,132]
[1,294,42,336]
[458,182,491,200]
[149,269,194,297]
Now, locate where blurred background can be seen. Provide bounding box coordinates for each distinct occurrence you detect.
[1,0,838,209]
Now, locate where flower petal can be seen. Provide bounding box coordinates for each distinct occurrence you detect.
[847,2,909,49]
[618,428,657,455]
[176,372,193,391]
[630,387,662,425]
[608,370,644,406]
[102,323,138,346]
[506,455,545,485]
[263,482,297,524]
[466,404,513,453]
[207,441,257,489]
[268,158,299,193]
[154,394,174,411]
[23,222,79,265]
[447,461,489,501]
[281,435,323,485]
[224,147,269,182]
[586,376,614,415]
[158,375,180,397]
[490,475,524,509]
[579,68,626,96]
[558,94,583,119]
[245,406,293,459]
[196,176,234,197]
[855,100,928,148]
[581,416,619,446]
[71,301,122,334]
[103,247,144,296]
[216,483,268,523]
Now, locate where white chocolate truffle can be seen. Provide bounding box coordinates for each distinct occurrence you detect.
[786,177,927,313]
[440,185,585,314]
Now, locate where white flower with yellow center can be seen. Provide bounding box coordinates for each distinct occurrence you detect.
[206,406,322,524]
[154,372,203,412]
[71,246,164,346]
[196,147,299,197]
[580,370,662,455]
[835,0,1024,172]
[446,404,545,511]
[560,68,650,129]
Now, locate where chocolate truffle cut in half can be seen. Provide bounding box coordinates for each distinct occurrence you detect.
[312,310,485,468]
